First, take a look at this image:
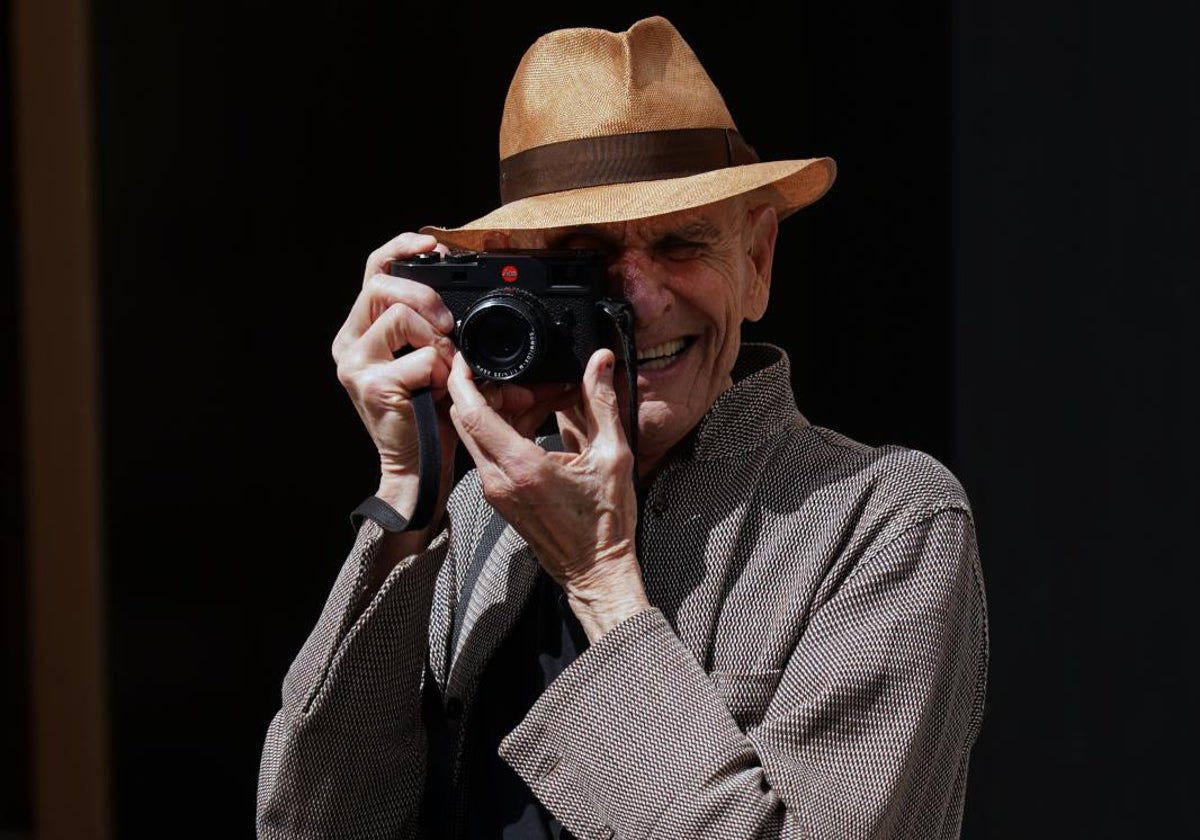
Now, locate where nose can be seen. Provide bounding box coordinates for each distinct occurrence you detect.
[607,248,672,328]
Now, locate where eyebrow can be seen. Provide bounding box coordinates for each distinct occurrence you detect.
[651,220,722,243]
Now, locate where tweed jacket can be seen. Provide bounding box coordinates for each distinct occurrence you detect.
[257,343,989,840]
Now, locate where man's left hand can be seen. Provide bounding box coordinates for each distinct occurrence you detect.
[447,349,651,641]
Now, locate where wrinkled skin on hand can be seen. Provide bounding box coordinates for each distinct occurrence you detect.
[331,232,578,529]
[448,350,650,641]
[332,233,458,513]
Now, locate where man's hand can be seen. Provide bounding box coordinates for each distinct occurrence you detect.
[332,232,460,519]
[447,349,651,642]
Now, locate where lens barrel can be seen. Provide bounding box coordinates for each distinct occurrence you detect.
[458,290,551,381]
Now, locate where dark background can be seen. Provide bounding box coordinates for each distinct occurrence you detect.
[5,1,1198,837]
[2,0,26,832]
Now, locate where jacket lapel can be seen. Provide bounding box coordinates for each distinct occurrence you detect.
[433,438,565,701]
[439,510,540,705]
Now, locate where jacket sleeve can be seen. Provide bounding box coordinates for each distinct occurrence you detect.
[256,519,451,840]
[498,507,989,840]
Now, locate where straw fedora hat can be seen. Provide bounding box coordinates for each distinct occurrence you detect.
[420,16,836,251]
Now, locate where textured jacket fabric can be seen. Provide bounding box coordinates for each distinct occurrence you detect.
[257,343,989,840]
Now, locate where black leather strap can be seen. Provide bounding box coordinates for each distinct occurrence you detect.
[350,494,412,533]
[350,387,442,533]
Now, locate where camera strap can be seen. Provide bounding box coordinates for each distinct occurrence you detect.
[350,386,442,534]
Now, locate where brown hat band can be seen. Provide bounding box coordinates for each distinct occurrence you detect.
[498,128,760,205]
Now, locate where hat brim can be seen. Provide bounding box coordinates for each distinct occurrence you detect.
[419,157,836,251]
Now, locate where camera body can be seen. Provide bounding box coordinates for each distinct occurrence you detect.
[389,249,611,383]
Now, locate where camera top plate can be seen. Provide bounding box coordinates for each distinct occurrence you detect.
[390,249,608,294]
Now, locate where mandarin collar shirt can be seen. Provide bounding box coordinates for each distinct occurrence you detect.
[258,343,989,840]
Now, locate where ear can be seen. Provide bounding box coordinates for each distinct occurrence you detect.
[742,203,778,322]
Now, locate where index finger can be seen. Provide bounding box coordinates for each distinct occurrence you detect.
[333,274,455,356]
[363,232,448,283]
[446,353,542,465]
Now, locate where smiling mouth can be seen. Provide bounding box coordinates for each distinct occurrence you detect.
[630,337,694,371]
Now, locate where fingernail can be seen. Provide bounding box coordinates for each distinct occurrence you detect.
[438,311,455,333]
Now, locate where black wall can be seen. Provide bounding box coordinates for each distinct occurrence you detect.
[90,5,953,836]
[5,0,1195,837]
[2,0,32,833]
[952,2,1199,835]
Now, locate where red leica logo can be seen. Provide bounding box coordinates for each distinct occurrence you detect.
[501,265,519,283]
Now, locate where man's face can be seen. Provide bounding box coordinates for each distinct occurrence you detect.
[501,197,778,472]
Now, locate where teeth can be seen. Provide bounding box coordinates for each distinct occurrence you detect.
[636,338,687,361]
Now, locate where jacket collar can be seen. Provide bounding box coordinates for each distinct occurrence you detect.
[679,342,807,463]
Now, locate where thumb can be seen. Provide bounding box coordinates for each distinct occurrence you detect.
[581,349,626,448]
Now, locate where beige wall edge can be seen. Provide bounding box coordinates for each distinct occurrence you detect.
[13,0,110,838]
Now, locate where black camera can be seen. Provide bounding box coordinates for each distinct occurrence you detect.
[389,249,614,383]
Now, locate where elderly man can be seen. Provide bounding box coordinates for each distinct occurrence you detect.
[257,15,988,840]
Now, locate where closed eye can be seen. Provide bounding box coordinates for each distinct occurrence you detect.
[656,236,709,261]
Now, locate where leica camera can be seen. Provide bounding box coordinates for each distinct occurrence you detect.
[389,249,613,383]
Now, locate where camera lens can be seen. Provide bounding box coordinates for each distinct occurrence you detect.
[459,291,549,381]
[474,309,527,366]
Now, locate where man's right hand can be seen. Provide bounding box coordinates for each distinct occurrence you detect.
[332,232,459,521]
